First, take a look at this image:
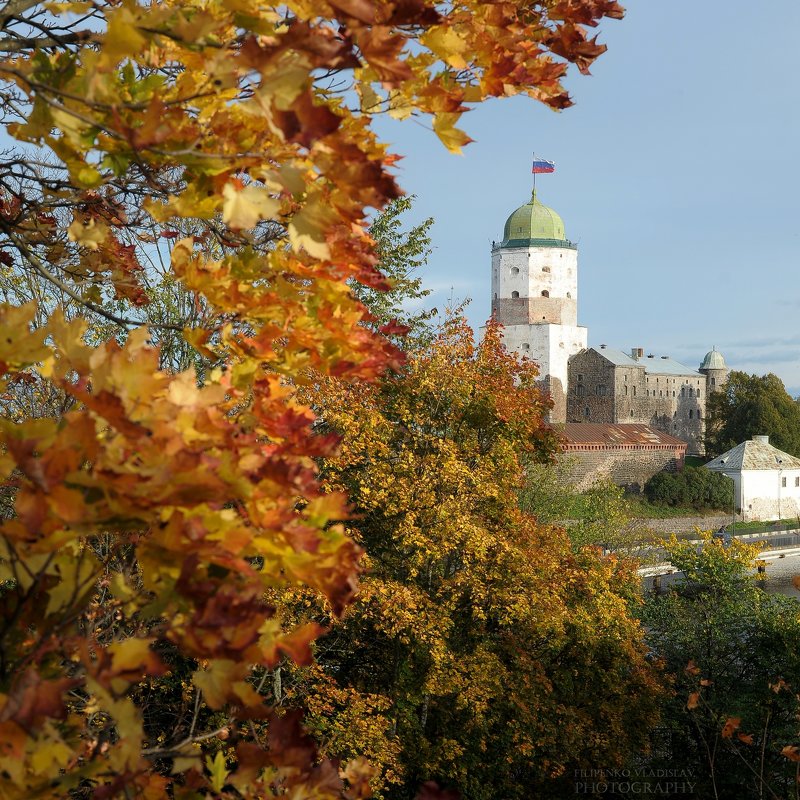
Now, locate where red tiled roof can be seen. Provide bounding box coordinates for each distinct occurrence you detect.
[555,423,688,449]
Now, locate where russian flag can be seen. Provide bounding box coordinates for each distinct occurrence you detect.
[532,158,555,174]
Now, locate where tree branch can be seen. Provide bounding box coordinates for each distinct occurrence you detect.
[1,225,184,331]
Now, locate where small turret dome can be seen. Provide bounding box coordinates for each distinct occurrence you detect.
[700,348,727,370]
[501,190,569,246]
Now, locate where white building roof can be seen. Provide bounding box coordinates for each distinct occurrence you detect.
[705,435,800,471]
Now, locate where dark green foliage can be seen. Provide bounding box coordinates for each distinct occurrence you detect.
[641,540,800,800]
[644,466,733,510]
[705,371,800,457]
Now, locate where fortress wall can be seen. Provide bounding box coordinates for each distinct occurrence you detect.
[561,446,685,493]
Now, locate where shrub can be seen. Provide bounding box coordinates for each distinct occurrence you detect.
[644,466,733,510]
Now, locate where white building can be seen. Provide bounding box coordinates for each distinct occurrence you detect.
[491,190,587,422]
[705,435,800,522]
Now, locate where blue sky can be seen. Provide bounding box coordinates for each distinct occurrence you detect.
[376,1,800,394]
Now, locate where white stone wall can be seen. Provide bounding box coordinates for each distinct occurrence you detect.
[500,321,587,422]
[726,469,800,521]
[492,245,578,325]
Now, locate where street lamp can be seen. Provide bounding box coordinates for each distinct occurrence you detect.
[777,457,784,523]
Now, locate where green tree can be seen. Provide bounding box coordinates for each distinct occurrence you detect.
[705,372,800,457]
[355,197,435,337]
[641,536,800,799]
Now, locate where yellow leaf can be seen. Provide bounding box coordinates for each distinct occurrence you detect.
[45,553,99,616]
[103,7,147,62]
[222,183,280,230]
[288,197,335,259]
[167,369,200,407]
[67,217,107,250]
[206,750,229,793]
[421,26,469,70]
[193,659,249,708]
[433,112,473,154]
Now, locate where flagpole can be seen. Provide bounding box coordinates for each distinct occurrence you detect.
[532,151,536,197]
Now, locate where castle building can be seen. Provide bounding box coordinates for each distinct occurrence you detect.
[491,190,587,421]
[492,187,729,456]
[566,346,728,456]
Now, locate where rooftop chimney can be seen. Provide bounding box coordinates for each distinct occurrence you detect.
[753,435,769,444]
[631,348,643,360]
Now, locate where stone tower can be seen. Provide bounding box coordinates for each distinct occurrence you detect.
[491,189,587,422]
[699,347,729,394]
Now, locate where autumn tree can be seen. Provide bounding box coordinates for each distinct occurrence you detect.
[641,536,800,799]
[705,371,800,457]
[281,317,663,799]
[0,0,625,795]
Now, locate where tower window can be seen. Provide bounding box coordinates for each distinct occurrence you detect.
[711,377,716,386]
[542,266,550,273]
[584,407,590,419]
[521,343,530,350]
[511,291,520,299]
[633,387,636,397]
[795,477,799,487]
[689,410,693,419]
[697,390,701,399]
[511,267,519,275]
[541,290,549,298]
[782,477,787,488]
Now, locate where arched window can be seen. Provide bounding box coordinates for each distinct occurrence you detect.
[511,291,519,299]
[689,387,694,397]
[510,267,519,275]
[584,407,591,419]
[689,409,693,419]
[541,290,549,298]
[697,389,701,399]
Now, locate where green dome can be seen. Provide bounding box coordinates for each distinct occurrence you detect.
[700,348,727,370]
[501,190,568,247]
